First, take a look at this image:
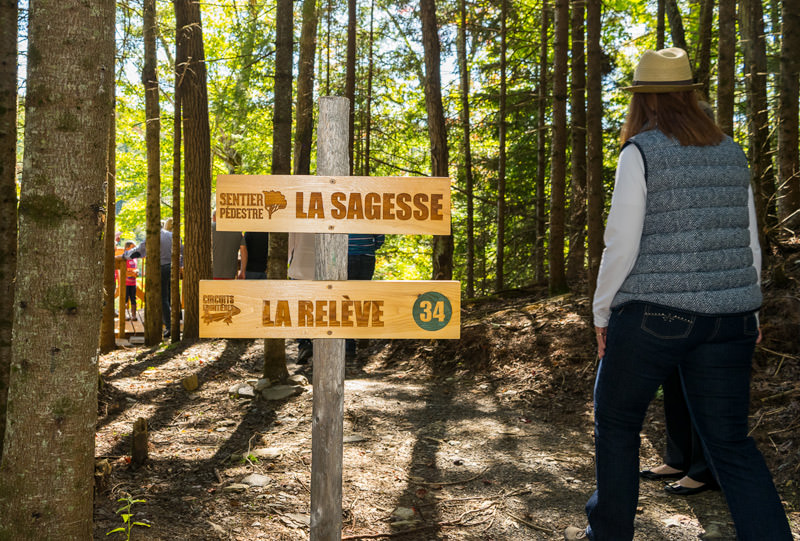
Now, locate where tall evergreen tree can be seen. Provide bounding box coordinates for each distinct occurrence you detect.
[0,0,114,536]
[175,0,212,340]
[586,0,604,295]
[695,0,714,100]
[535,1,549,284]
[420,0,453,280]
[549,0,569,294]
[346,0,357,174]
[99,97,117,353]
[264,0,294,384]
[496,0,508,291]
[0,0,18,458]
[717,0,736,135]
[665,0,688,50]
[567,0,587,282]
[741,0,773,246]
[777,0,800,224]
[458,0,476,297]
[294,0,319,176]
[144,0,163,344]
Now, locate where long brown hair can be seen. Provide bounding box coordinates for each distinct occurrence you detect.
[620,91,725,147]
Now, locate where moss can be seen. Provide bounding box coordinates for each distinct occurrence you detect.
[50,396,74,421]
[19,194,72,226]
[56,112,79,132]
[43,285,78,315]
[28,44,42,69]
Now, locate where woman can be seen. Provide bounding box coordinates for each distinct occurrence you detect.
[565,48,791,540]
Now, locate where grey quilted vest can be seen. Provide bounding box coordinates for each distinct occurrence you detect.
[611,129,762,315]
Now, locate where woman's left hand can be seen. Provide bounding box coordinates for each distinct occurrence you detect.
[595,326,608,359]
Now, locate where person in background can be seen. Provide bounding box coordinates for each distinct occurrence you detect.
[119,220,182,338]
[346,234,384,358]
[239,231,269,280]
[124,241,139,321]
[211,210,243,280]
[565,48,792,540]
[288,233,315,364]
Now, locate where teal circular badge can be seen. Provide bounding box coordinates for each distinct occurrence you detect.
[412,292,453,331]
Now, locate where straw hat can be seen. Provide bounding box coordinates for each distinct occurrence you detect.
[624,48,703,93]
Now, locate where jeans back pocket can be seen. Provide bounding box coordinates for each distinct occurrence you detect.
[641,308,695,339]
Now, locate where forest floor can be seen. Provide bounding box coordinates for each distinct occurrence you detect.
[94,255,800,540]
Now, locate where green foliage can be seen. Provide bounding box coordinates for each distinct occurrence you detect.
[106,494,151,540]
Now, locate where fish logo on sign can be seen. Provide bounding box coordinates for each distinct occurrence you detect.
[262,190,287,218]
[202,294,242,325]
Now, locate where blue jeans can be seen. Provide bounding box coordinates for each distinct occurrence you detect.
[346,255,376,354]
[586,302,791,541]
[245,271,267,279]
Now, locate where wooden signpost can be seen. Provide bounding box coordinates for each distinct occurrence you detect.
[205,97,459,540]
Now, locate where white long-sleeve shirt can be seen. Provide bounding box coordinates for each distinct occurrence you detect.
[592,144,761,327]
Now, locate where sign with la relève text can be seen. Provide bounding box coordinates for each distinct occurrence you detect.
[215,175,451,235]
[199,280,460,339]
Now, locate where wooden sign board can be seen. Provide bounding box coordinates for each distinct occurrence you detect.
[215,175,451,235]
[199,280,460,339]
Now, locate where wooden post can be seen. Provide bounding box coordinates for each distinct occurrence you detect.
[311,96,349,541]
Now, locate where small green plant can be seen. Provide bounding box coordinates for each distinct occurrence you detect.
[106,493,151,540]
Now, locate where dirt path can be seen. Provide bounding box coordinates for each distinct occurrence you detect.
[94,303,800,541]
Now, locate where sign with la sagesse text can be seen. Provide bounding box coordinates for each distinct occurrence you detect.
[199,280,460,339]
[215,175,451,235]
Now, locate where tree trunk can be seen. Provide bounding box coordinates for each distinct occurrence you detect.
[665,0,688,51]
[549,0,569,294]
[144,0,163,345]
[567,0,587,283]
[717,0,736,136]
[535,2,549,284]
[419,0,453,280]
[99,98,117,353]
[0,0,114,536]
[586,0,604,296]
[777,0,800,225]
[458,0,475,297]
[496,0,508,291]
[264,0,294,384]
[740,0,773,248]
[346,0,357,174]
[695,0,714,100]
[171,52,183,342]
[364,0,375,175]
[657,0,665,49]
[294,0,319,177]
[175,0,212,341]
[0,0,18,458]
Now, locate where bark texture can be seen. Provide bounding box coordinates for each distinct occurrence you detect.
[717,0,736,136]
[549,0,569,294]
[419,0,453,280]
[586,0,604,296]
[176,0,212,340]
[0,0,114,537]
[144,0,163,345]
[535,2,549,284]
[264,0,294,384]
[0,0,18,455]
[458,0,475,297]
[496,0,508,291]
[777,0,800,224]
[567,0,587,282]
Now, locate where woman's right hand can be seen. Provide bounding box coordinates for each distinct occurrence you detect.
[595,326,608,359]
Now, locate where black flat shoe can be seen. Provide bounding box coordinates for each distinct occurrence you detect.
[664,481,719,496]
[640,469,684,481]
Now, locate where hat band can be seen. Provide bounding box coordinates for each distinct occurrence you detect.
[633,79,694,86]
